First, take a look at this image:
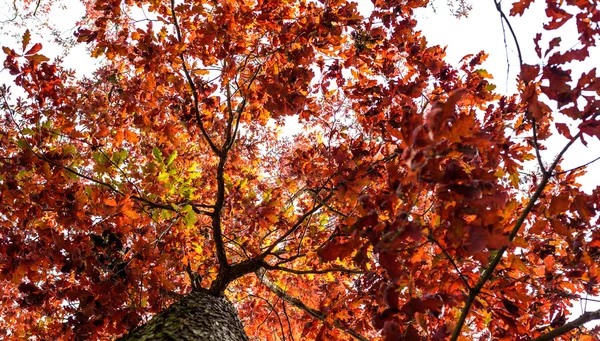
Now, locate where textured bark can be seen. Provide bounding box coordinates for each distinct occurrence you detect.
[118,290,249,341]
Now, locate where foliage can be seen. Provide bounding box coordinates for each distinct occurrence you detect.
[1,0,600,340]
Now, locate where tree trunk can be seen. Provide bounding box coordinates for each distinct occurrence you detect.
[118,289,249,341]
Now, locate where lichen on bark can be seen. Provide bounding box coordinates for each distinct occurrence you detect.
[117,289,249,341]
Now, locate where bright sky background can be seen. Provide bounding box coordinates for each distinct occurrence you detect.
[411,0,600,323]
[1,0,599,326]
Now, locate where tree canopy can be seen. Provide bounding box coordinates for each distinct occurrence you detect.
[1,0,600,340]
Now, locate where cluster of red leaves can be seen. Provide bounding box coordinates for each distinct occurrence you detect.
[1,0,600,340]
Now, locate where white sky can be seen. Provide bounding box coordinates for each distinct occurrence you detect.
[413,1,600,195]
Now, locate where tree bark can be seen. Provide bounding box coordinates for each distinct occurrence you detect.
[117,289,249,341]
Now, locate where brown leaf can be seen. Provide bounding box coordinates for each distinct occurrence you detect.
[22,29,31,51]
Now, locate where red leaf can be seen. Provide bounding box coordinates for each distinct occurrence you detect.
[533,33,542,58]
[510,0,535,16]
[548,47,589,65]
[521,64,540,83]
[501,298,520,317]
[379,251,403,281]
[555,122,573,139]
[545,37,562,57]
[372,308,400,330]
[382,320,402,341]
[404,324,420,341]
[2,46,17,56]
[579,119,600,139]
[317,239,360,262]
[383,283,400,309]
[544,6,573,30]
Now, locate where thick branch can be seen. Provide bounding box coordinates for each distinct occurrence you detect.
[532,309,600,341]
[210,259,266,294]
[449,133,581,341]
[211,156,231,273]
[255,268,369,341]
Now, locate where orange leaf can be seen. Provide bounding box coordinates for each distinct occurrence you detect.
[104,198,118,206]
[549,192,570,216]
[509,0,535,16]
[24,43,42,56]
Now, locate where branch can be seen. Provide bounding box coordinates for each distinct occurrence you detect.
[255,268,369,341]
[258,190,334,259]
[170,0,221,156]
[425,234,471,290]
[531,309,600,341]
[210,258,266,294]
[449,132,581,341]
[211,156,232,275]
[264,264,364,275]
[554,155,600,176]
[494,0,523,68]
[247,293,286,341]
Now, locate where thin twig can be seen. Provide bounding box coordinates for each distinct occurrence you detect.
[281,301,296,341]
[554,155,600,176]
[255,268,369,341]
[425,234,471,290]
[170,0,221,156]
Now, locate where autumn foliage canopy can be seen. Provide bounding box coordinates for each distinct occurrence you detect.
[1,0,600,340]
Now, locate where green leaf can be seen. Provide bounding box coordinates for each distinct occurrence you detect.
[22,128,36,136]
[182,206,197,228]
[63,169,79,181]
[474,69,493,79]
[107,74,119,84]
[157,172,169,182]
[166,151,177,166]
[62,145,77,157]
[152,147,163,163]
[92,151,109,166]
[112,149,128,166]
[485,84,497,92]
[16,139,28,149]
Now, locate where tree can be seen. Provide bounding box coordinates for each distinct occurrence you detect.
[1,0,600,339]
